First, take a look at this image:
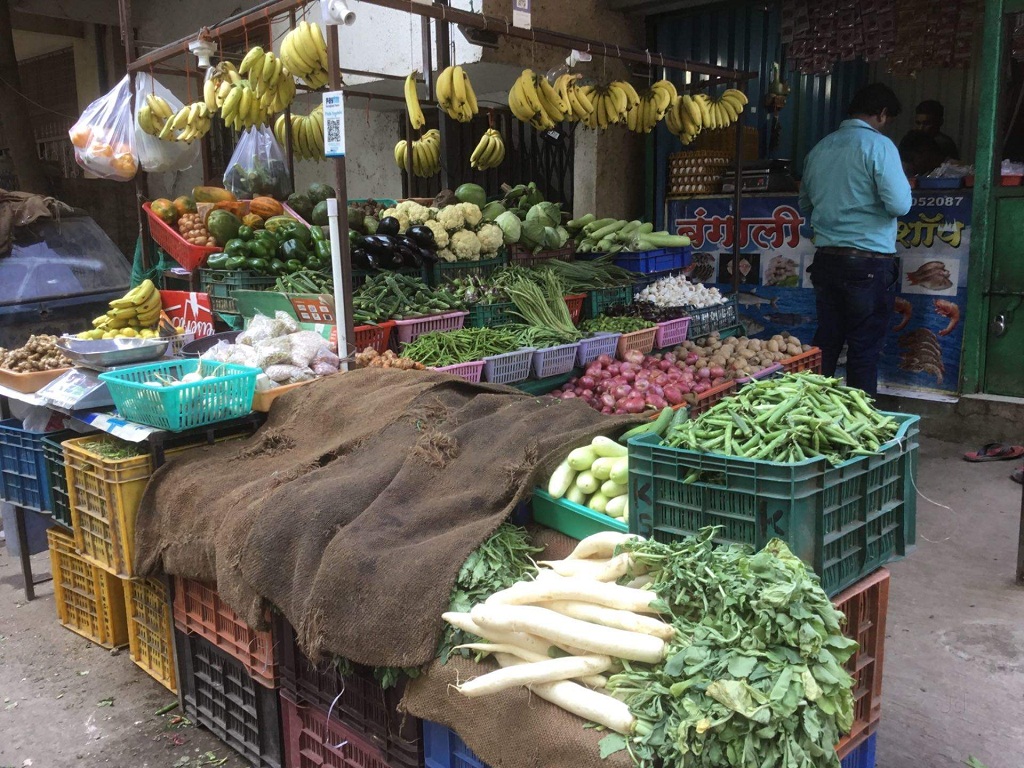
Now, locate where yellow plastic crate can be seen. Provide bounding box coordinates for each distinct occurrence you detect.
[124,577,177,693]
[47,528,128,648]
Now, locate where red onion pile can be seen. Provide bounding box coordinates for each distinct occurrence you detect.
[552,349,730,414]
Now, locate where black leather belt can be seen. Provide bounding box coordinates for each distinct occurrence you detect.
[817,246,896,260]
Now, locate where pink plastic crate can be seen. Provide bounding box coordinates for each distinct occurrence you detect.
[394,311,468,346]
[431,360,485,382]
[655,317,691,349]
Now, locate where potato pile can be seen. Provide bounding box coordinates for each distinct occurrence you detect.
[353,348,425,370]
[675,332,810,378]
[178,212,216,246]
[0,335,72,373]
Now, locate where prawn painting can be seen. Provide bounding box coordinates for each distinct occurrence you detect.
[933,299,960,336]
[892,297,912,331]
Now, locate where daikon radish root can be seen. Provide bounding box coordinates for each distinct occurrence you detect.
[486,575,663,614]
[456,654,612,698]
[442,612,561,658]
[472,604,666,664]
[544,600,675,640]
[591,552,643,582]
[456,643,609,688]
[493,653,635,735]
[625,574,653,589]
[538,559,612,579]
[566,531,641,561]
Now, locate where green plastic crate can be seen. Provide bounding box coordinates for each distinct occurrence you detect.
[41,435,75,529]
[199,270,278,316]
[513,370,575,396]
[627,412,919,597]
[465,301,518,328]
[429,253,508,287]
[532,488,629,540]
[585,286,633,319]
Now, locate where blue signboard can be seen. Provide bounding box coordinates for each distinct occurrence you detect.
[665,193,970,398]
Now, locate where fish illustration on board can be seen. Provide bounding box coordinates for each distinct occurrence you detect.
[763,312,816,326]
[906,261,953,291]
[739,314,766,336]
[735,289,779,309]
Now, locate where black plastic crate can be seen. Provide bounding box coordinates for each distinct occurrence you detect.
[175,629,283,768]
[41,434,77,529]
[273,615,422,768]
[685,297,739,339]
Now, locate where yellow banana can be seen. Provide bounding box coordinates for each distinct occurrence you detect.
[517,70,544,115]
[404,71,425,129]
[436,66,454,111]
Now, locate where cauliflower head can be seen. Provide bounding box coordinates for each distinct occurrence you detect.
[436,205,465,231]
[476,223,503,255]
[459,203,483,228]
[422,219,449,249]
[450,229,482,261]
[396,200,431,225]
[437,247,457,263]
[380,207,410,233]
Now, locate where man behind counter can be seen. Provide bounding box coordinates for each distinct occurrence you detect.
[910,100,959,161]
[799,83,912,396]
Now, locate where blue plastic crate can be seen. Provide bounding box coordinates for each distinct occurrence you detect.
[612,247,692,274]
[840,732,877,768]
[0,419,68,512]
[424,721,489,768]
[99,360,259,432]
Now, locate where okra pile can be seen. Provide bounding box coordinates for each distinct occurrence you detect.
[662,372,900,465]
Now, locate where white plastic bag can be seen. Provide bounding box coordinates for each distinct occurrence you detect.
[69,76,138,181]
[134,73,200,174]
[223,126,292,199]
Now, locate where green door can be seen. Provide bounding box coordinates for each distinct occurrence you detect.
[985,195,1024,395]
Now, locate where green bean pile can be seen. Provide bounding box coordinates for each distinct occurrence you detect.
[352,273,463,324]
[580,315,656,334]
[402,327,523,367]
[663,372,900,466]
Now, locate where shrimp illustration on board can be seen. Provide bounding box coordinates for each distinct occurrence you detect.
[933,299,960,336]
[892,297,912,332]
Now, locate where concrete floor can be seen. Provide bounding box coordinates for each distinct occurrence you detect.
[0,435,1022,768]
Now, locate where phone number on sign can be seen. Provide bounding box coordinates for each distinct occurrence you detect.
[913,195,965,208]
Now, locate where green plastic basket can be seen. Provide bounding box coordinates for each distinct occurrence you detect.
[98,360,259,432]
[465,301,517,328]
[627,412,919,597]
[199,270,278,315]
[585,286,633,319]
[429,253,508,287]
[685,297,739,339]
[532,488,629,540]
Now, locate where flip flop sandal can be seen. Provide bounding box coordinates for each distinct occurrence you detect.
[963,443,1024,462]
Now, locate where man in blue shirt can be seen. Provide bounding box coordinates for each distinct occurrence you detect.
[799,83,912,396]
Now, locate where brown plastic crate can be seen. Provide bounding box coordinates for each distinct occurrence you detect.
[281,691,405,768]
[173,577,276,687]
[780,347,823,374]
[687,378,737,417]
[47,528,128,648]
[564,294,586,326]
[832,568,889,753]
[615,327,658,359]
[124,577,176,692]
[273,615,421,767]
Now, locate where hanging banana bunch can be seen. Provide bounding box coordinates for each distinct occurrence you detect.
[553,72,595,123]
[436,65,478,122]
[161,102,213,143]
[280,20,330,90]
[404,71,425,129]
[508,69,569,131]
[578,80,639,130]
[274,105,324,161]
[470,128,505,171]
[394,129,441,177]
[666,95,703,145]
[709,88,748,130]
[239,46,297,115]
[138,94,174,137]
[627,79,678,134]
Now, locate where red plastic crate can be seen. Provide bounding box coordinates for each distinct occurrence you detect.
[273,615,421,767]
[833,568,888,753]
[780,347,823,374]
[353,321,395,354]
[172,577,276,687]
[143,202,218,272]
[615,327,658,359]
[282,692,403,768]
[687,378,737,417]
[564,294,586,326]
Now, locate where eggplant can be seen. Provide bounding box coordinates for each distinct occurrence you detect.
[405,225,436,249]
[360,234,396,258]
[416,245,438,265]
[351,247,372,269]
[376,216,401,237]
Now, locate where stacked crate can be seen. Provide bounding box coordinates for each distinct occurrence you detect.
[274,614,423,768]
[173,577,282,767]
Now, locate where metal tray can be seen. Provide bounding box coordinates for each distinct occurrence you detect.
[56,337,170,368]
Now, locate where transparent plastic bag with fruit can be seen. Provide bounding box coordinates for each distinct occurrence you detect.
[69,75,138,181]
[134,72,201,173]
[223,125,291,200]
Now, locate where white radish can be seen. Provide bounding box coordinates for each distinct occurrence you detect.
[472,604,667,664]
[454,643,609,688]
[566,531,640,561]
[487,574,663,614]
[544,600,674,640]
[442,612,562,658]
[567,446,598,471]
[590,456,617,481]
[590,552,640,582]
[538,559,610,579]
[493,654,636,734]
[624,574,653,589]
[456,654,612,697]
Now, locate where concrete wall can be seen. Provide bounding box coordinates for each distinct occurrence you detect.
[12,30,102,111]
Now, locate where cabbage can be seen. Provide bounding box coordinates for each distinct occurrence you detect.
[495,211,522,244]
[520,219,547,251]
[543,226,563,249]
[525,202,561,228]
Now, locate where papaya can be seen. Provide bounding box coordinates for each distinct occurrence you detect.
[151,198,178,226]
[211,200,248,218]
[192,185,237,204]
[173,195,197,217]
[263,214,298,234]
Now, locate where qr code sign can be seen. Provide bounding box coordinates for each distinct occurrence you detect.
[326,118,341,145]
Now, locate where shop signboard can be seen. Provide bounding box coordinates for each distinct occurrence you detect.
[666,193,970,398]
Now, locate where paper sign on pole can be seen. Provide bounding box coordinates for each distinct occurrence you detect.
[512,0,532,29]
[323,91,345,157]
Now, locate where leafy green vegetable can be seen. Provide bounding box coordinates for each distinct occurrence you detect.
[526,202,561,228]
[604,530,856,768]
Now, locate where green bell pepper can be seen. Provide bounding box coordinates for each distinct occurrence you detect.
[247,240,273,261]
[224,255,247,270]
[223,238,250,259]
[237,225,254,242]
[311,224,327,243]
[254,229,277,249]
[314,239,332,262]
[279,222,313,248]
[279,238,309,262]
[285,259,305,273]
[245,257,270,273]
[269,258,288,276]
[206,252,230,270]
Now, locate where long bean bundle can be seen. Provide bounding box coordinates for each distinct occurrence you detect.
[403,327,522,367]
[663,372,899,466]
[504,273,582,343]
[535,255,637,293]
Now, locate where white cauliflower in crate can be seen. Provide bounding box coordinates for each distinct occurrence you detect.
[450,230,482,261]
[436,205,465,232]
[476,223,503,255]
[459,203,483,228]
[396,200,432,225]
[423,219,449,249]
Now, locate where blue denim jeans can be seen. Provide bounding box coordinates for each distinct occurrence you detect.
[808,253,899,396]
